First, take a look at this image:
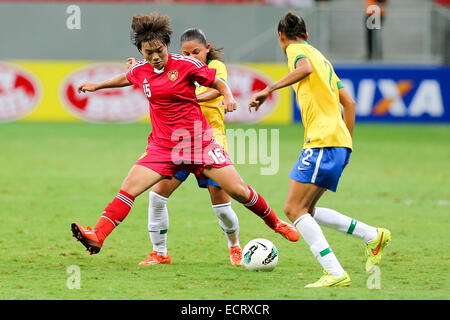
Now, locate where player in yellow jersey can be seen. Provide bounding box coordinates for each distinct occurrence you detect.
[250,11,391,287]
[129,28,243,266]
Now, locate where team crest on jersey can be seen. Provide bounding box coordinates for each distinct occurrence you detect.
[168,70,178,81]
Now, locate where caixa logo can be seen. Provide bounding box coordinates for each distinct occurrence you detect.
[225,65,279,123]
[0,62,41,122]
[343,78,445,118]
[59,63,148,123]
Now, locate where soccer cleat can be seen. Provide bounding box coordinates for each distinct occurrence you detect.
[365,227,391,272]
[305,271,351,288]
[71,222,102,255]
[229,246,243,265]
[274,219,300,242]
[138,251,171,265]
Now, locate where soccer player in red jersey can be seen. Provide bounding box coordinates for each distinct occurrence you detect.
[128,28,244,266]
[71,12,299,256]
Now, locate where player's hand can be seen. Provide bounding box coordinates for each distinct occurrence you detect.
[126,57,137,70]
[222,97,237,113]
[77,82,98,93]
[248,88,270,112]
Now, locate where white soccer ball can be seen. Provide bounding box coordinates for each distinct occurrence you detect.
[242,238,278,271]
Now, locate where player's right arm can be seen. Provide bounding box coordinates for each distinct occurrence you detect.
[77,73,132,93]
[248,57,313,111]
[196,88,221,103]
[209,77,236,113]
[338,87,355,137]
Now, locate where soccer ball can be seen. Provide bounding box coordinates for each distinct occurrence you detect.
[242,238,278,271]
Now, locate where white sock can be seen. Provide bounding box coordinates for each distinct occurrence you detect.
[212,202,240,248]
[314,207,378,243]
[294,214,345,277]
[148,191,169,256]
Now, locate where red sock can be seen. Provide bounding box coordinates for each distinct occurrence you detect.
[94,190,135,244]
[244,185,279,229]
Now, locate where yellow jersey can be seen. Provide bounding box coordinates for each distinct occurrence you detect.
[286,42,352,150]
[196,59,228,150]
[196,59,227,110]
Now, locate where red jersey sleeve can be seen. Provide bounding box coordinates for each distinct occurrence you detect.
[189,64,217,88]
[126,68,139,86]
[126,60,148,86]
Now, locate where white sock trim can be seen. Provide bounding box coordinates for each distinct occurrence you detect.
[211,202,232,209]
[293,213,310,227]
[149,191,169,203]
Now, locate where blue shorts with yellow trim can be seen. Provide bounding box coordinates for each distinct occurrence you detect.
[289,147,351,192]
[173,170,221,189]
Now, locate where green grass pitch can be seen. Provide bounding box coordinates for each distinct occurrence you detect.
[0,122,449,300]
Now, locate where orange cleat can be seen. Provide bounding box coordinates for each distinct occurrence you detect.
[138,251,171,265]
[274,219,300,242]
[71,222,102,255]
[229,246,243,265]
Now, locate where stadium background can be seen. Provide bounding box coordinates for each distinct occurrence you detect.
[1,0,449,124]
[1,0,449,302]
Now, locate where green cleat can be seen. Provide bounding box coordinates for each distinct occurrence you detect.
[305,271,351,288]
[365,228,392,273]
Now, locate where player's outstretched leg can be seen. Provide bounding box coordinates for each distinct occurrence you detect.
[312,207,391,271]
[202,166,300,242]
[71,165,162,255]
[71,189,135,255]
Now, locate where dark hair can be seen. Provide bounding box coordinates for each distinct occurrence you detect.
[131,12,173,51]
[278,11,307,41]
[180,28,224,62]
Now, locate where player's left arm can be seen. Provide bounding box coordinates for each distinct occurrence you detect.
[339,87,356,137]
[248,57,313,111]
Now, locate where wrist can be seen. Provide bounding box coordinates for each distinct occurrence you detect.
[267,83,277,93]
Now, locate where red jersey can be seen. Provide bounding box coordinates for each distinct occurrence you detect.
[126,53,217,149]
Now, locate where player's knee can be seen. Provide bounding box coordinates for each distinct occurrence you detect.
[151,183,174,198]
[284,203,308,222]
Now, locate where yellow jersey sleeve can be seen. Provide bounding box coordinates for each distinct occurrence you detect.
[196,59,227,110]
[286,44,309,72]
[335,72,344,89]
[207,59,227,83]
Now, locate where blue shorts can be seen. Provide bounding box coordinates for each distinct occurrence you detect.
[173,170,221,189]
[289,147,351,192]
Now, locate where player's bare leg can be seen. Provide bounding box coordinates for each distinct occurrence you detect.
[285,180,350,287]
[202,165,300,242]
[72,165,164,255]
[120,165,165,197]
[152,176,183,198]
